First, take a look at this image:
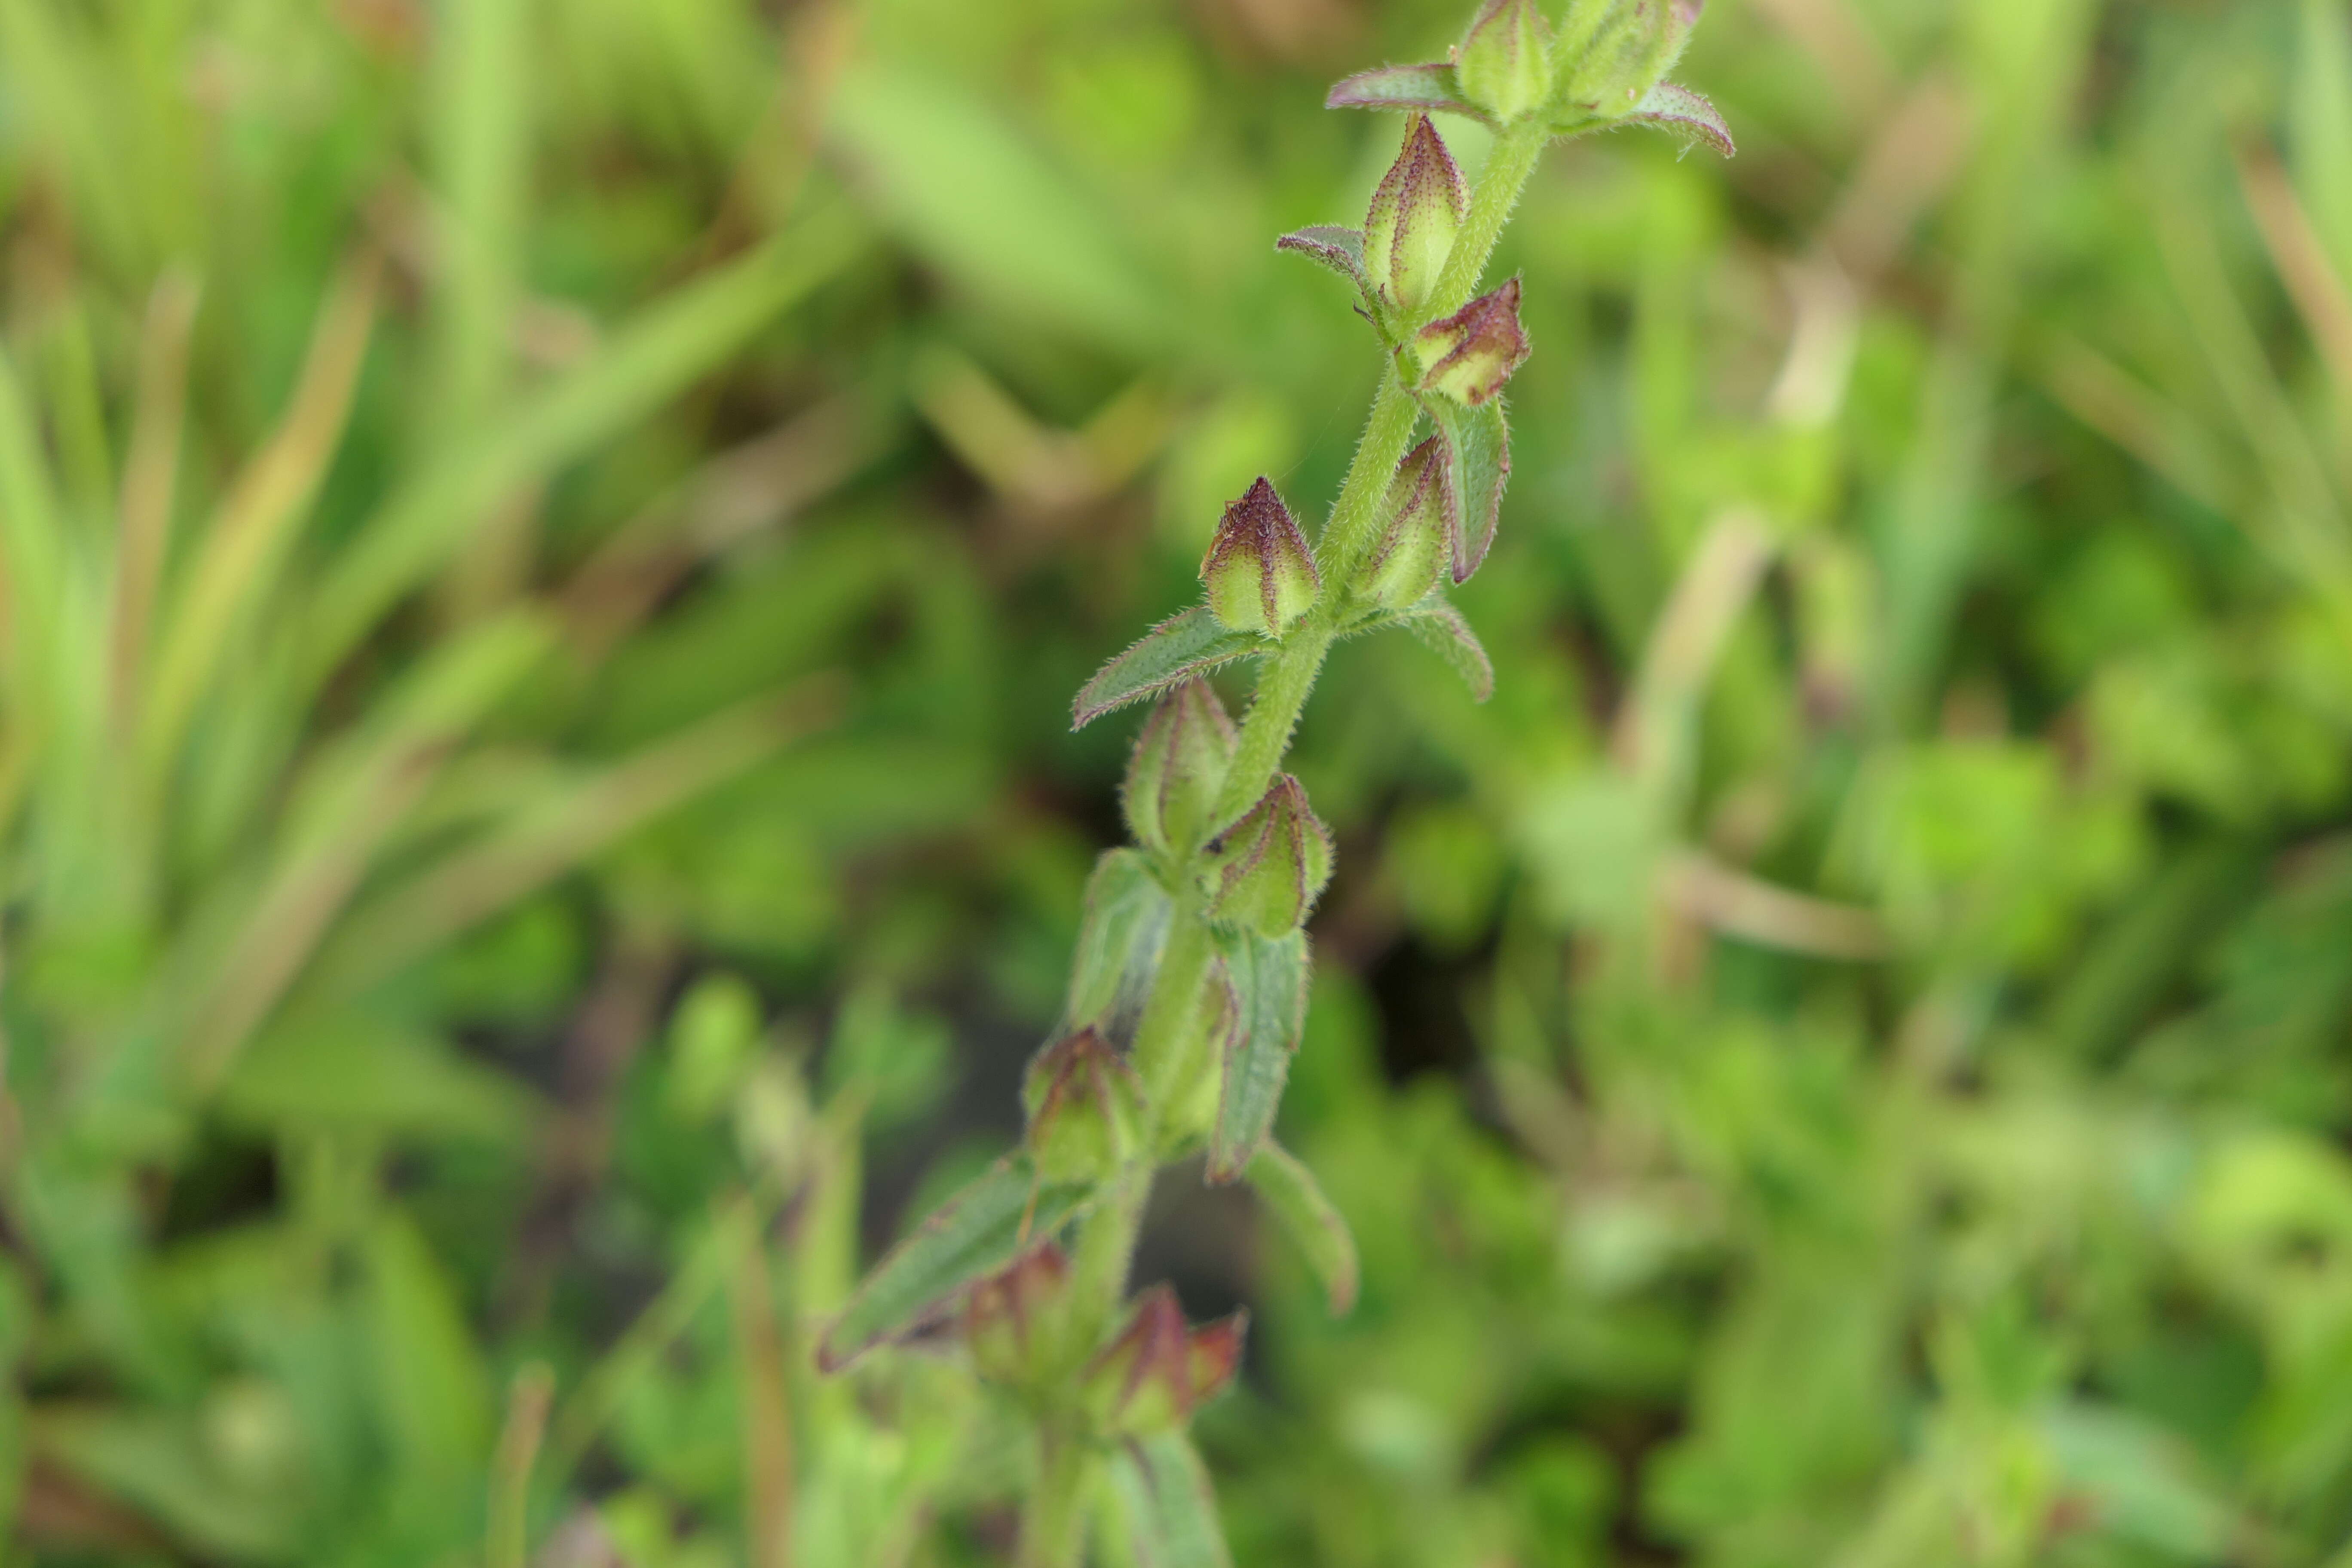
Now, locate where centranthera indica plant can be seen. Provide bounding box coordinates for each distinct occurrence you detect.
[818,2,1730,1560]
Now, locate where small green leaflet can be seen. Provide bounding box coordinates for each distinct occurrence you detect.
[1108,1432,1234,1568]
[1275,226,1369,293]
[818,1154,1095,1370]
[1625,82,1736,159]
[1323,62,1496,129]
[1346,596,1494,702]
[1425,394,1509,583]
[1066,849,1174,1042]
[1245,1142,1359,1316]
[1074,608,1266,729]
[1398,599,1494,701]
[1205,926,1309,1183]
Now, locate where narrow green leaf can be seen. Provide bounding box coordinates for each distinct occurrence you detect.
[818,1154,1096,1371]
[1245,1142,1359,1315]
[1425,394,1509,583]
[305,218,861,681]
[1398,598,1494,701]
[1109,1431,1234,1568]
[1275,227,1369,293]
[1206,927,1308,1184]
[1623,83,1736,158]
[1067,849,1175,1041]
[218,1012,537,1142]
[830,64,1166,352]
[1073,608,1267,729]
[1324,63,1494,128]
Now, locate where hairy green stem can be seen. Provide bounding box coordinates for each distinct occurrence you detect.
[1017,113,1554,1566]
[1431,119,1547,317]
[1210,120,1549,830]
[1018,1428,1095,1568]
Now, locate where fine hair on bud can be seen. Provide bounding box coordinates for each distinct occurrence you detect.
[1021,1026,1146,1183]
[1356,436,1450,609]
[1458,0,1556,123]
[1124,678,1238,860]
[1205,773,1335,937]
[1201,478,1320,637]
[1363,114,1466,318]
[1417,278,1532,407]
[1079,1283,1247,1436]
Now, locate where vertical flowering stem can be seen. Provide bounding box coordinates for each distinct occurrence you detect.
[1212,120,1548,831]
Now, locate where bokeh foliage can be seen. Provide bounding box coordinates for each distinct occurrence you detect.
[0,0,2349,1563]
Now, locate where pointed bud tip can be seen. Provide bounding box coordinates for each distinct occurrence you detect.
[1356,435,1450,609]
[1417,277,1531,407]
[1124,678,1238,856]
[1364,115,1467,317]
[1207,774,1334,937]
[1201,479,1320,637]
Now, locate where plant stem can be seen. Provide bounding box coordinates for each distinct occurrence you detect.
[1431,118,1547,318]
[1015,116,1558,1567]
[1210,121,1549,830]
[1018,1427,1095,1568]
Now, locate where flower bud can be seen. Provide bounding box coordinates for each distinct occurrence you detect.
[1205,775,1334,938]
[1354,436,1450,609]
[965,1242,1072,1390]
[1123,679,1237,859]
[1080,1284,1247,1436]
[1022,1027,1146,1184]
[1363,115,1465,318]
[1457,0,1555,123]
[1416,278,1531,407]
[1562,0,1703,114]
[1201,478,1320,637]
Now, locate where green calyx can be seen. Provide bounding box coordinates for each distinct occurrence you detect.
[1205,775,1334,937]
[1458,0,1556,122]
[1201,477,1321,637]
[1123,679,1238,863]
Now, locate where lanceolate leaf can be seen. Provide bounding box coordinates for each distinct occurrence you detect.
[1109,1431,1234,1568]
[1245,1142,1359,1315]
[1324,63,1496,129]
[818,1155,1095,1371]
[1275,226,1369,292]
[1626,82,1736,158]
[1425,395,1510,582]
[1398,598,1495,701]
[1066,849,1174,1043]
[1206,927,1309,1183]
[1074,608,1267,729]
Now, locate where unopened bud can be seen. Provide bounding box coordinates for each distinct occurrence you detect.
[1458,0,1556,122]
[1563,0,1703,113]
[1201,478,1320,637]
[1354,436,1450,609]
[1022,1027,1146,1184]
[965,1243,1072,1390]
[1416,278,1531,407]
[1363,115,1465,318]
[1124,679,1237,860]
[1206,775,1334,938]
[1080,1284,1246,1436]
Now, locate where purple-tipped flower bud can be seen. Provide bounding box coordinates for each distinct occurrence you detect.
[1355,437,1449,609]
[1205,775,1334,937]
[965,1242,1072,1390]
[1079,1284,1247,1436]
[1458,0,1556,122]
[1363,115,1465,318]
[1022,1027,1146,1184]
[1201,478,1320,637]
[1416,278,1531,407]
[1124,679,1237,859]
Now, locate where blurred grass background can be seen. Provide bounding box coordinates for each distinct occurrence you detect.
[0,0,2350,1563]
